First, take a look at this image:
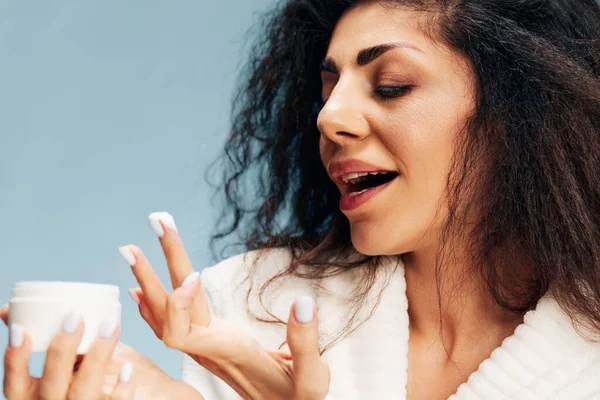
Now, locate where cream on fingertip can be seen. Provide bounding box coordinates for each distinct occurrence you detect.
[148,212,178,237]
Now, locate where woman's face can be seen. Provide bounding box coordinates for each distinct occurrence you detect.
[318,2,477,256]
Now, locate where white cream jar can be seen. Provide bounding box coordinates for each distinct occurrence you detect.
[8,281,121,353]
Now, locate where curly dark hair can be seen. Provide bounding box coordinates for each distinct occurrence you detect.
[207,0,600,349]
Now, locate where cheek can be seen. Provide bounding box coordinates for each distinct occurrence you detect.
[382,102,458,187]
[319,135,333,166]
[379,107,459,230]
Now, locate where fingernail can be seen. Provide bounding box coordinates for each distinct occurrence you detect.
[119,246,136,266]
[113,341,121,358]
[148,212,178,237]
[128,288,141,305]
[294,296,314,324]
[62,311,83,334]
[119,361,133,383]
[99,320,118,339]
[181,271,200,288]
[9,324,24,348]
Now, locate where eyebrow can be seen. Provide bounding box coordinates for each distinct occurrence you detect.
[319,41,422,73]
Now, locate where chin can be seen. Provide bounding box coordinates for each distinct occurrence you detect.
[350,226,398,256]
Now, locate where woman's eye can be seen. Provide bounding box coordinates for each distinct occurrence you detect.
[375,86,412,99]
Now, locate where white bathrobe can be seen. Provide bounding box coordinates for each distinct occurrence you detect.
[181,248,600,399]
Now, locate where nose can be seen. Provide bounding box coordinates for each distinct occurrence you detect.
[317,79,370,146]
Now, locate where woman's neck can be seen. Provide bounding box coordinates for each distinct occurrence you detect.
[402,249,525,359]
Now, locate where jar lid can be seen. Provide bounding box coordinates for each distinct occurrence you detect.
[12,281,120,301]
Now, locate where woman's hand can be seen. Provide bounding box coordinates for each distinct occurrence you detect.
[2,307,132,400]
[1,305,203,400]
[107,343,205,400]
[119,212,330,400]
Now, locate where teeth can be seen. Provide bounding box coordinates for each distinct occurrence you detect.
[349,188,369,197]
[352,176,368,184]
[342,172,369,183]
[342,171,391,184]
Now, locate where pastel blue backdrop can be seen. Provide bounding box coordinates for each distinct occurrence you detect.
[0,0,274,389]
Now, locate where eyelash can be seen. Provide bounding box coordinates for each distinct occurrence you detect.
[321,85,412,104]
[375,85,412,99]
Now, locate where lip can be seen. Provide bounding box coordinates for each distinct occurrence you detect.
[339,178,396,211]
[327,159,398,190]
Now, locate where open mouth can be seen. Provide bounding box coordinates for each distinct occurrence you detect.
[343,171,399,195]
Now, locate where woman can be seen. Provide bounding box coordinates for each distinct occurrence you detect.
[5,0,600,398]
[119,0,600,398]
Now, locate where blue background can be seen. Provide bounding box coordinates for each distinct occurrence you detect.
[0,0,273,387]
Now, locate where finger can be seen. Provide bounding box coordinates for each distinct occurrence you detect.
[69,321,120,398]
[147,212,211,325]
[286,297,330,400]
[73,355,84,372]
[119,245,169,322]
[39,311,84,400]
[147,212,193,287]
[1,304,8,325]
[162,273,200,350]
[109,362,134,400]
[128,288,163,338]
[4,324,35,400]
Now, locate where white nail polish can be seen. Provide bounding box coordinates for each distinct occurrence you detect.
[294,296,314,324]
[119,246,136,266]
[99,320,117,339]
[9,324,24,348]
[148,212,178,237]
[181,271,200,288]
[63,311,83,334]
[128,288,141,305]
[113,341,121,358]
[119,362,133,383]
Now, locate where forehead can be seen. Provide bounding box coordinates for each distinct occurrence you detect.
[327,3,441,64]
